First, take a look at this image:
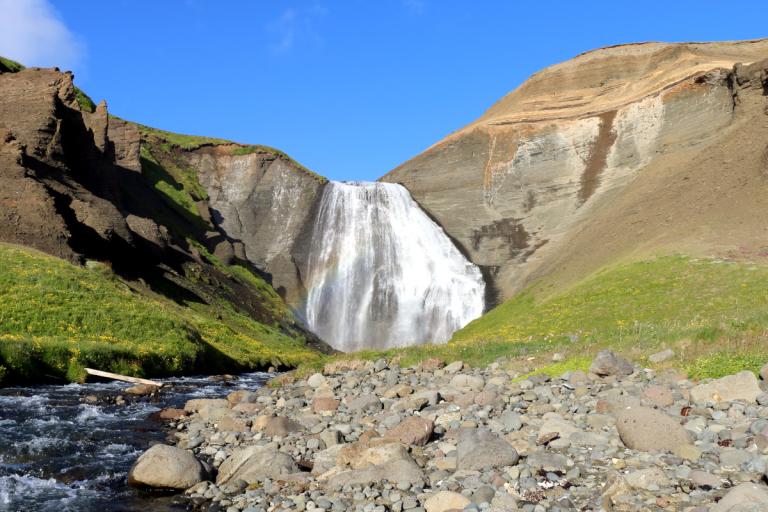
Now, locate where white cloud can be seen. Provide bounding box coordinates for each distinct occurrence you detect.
[0,0,84,70]
[266,5,327,55]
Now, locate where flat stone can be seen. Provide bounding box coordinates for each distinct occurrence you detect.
[615,405,691,453]
[711,483,768,512]
[384,416,434,446]
[643,385,675,407]
[346,395,383,412]
[424,491,471,512]
[625,467,669,490]
[690,371,762,404]
[526,451,568,473]
[260,416,303,437]
[216,445,298,484]
[327,458,424,488]
[312,397,340,413]
[449,374,484,392]
[690,470,723,489]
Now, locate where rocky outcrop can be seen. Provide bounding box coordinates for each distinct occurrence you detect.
[382,40,768,303]
[186,146,326,306]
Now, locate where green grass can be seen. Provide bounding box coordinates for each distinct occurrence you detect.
[137,124,231,150]
[139,146,210,232]
[309,255,768,380]
[0,244,320,384]
[0,56,24,73]
[74,87,96,113]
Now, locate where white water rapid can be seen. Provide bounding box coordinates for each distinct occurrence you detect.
[303,181,485,352]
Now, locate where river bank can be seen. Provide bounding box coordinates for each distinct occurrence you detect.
[130,354,768,512]
[0,372,271,511]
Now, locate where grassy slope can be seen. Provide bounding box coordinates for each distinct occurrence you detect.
[0,244,321,384]
[312,255,768,380]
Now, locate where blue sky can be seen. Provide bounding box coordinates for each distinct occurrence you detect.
[2,1,767,181]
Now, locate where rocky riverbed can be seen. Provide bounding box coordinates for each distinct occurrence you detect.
[131,353,768,511]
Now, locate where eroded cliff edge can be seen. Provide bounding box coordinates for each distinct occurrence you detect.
[382,40,768,304]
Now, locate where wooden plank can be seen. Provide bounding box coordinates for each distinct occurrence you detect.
[85,368,163,387]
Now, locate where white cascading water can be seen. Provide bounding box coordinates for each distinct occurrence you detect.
[303,181,485,352]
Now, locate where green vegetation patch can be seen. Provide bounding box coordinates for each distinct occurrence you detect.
[139,145,210,233]
[74,87,96,113]
[0,244,320,384]
[138,124,230,150]
[311,256,768,380]
[0,56,25,73]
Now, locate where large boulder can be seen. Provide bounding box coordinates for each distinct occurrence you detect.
[615,406,691,452]
[690,371,762,404]
[338,441,412,469]
[128,444,205,489]
[383,416,434,446]
[711,483,768,512]
[589,350,634,377]
[265,416,303,436]
[216,445,298,484]
[457,428,519,470]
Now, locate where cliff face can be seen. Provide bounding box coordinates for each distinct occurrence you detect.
[0,63,332,365]
[382,40,768,303]
[186,146,326,307]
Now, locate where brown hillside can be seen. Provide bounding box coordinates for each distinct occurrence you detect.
[383,40,768,303]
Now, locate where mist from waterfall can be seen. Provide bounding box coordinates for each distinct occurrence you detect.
[303,181,485,352]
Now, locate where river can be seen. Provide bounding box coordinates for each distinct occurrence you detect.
[0,372,270,512]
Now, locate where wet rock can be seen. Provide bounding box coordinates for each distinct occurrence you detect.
[156,408,188,420]
[184,398,229,413]
[124,384,159,396]
[128,444,205,489]
[226,390,258,405]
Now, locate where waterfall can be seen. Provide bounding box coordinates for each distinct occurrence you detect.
[303,181,485,352]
